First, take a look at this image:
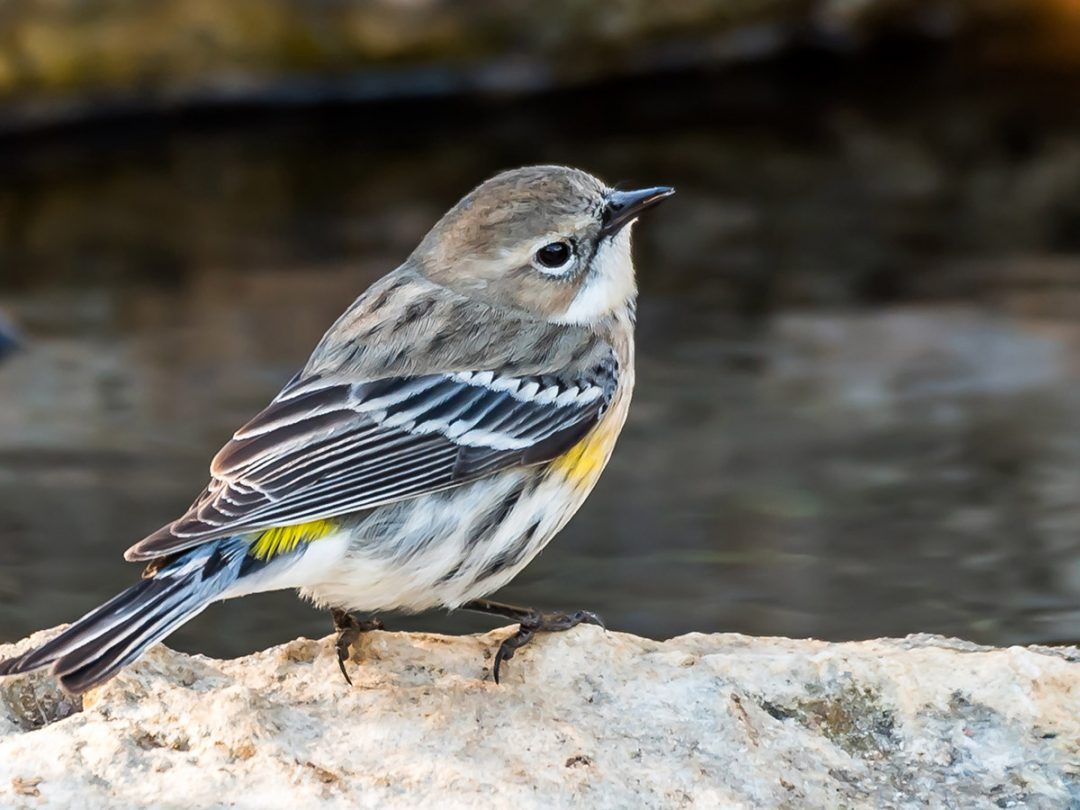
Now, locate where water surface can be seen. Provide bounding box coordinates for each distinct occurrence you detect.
[2,58,1080,655]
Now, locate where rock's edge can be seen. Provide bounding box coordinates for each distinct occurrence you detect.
[0,626,1077,808]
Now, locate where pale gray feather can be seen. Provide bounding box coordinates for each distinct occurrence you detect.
[125,272,619,562]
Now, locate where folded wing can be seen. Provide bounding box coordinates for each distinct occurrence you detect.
[125,362,616,561]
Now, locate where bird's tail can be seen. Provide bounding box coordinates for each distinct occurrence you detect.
[0,539,252,694]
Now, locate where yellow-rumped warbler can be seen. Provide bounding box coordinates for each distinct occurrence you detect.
[0,165,673,693]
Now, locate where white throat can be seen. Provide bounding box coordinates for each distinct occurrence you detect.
[553,226,637,325]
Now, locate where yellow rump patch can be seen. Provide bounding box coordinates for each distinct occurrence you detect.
[250,519,337,561]
[552,422,618,488]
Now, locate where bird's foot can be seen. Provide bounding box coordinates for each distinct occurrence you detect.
[460,599,604,684]
[493,609,604,684]
[331,608,384,686]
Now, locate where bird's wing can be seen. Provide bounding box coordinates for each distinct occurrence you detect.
[125,358,618,561]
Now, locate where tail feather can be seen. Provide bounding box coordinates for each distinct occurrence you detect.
[8,578,166,674]
[0,540,251,694]
[52,579,202,676]
[55,592,213,694]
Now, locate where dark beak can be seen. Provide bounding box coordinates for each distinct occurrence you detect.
[599,186,675,238]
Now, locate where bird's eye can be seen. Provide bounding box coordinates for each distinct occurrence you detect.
[533,241,574,273]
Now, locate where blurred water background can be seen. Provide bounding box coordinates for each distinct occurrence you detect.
[2,1,1080,656]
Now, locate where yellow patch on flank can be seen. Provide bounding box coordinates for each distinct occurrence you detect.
[552,422,620,489]
[250,519,337,561]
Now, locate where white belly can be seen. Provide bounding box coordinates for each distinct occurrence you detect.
[297,468,594,612]
[300,326,635,614]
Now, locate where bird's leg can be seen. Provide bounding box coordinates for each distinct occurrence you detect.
[331,608,384,686]
[460,598,604,684]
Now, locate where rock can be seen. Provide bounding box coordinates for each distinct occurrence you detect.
[0,626,1076,807]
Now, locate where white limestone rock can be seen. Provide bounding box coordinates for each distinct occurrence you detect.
[0,626,1076,808]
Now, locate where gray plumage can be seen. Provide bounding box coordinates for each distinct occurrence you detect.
[0,165,673,693]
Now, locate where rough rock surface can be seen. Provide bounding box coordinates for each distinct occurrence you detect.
[0,626,1076,808]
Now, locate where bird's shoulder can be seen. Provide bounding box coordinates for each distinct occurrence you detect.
[301,265,616,384]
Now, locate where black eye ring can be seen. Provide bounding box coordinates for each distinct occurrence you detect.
[534,241,573,270]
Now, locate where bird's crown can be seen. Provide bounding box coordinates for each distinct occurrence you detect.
[410,165,672,325]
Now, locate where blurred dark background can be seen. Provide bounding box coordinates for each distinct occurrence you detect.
[2,0,1080,656]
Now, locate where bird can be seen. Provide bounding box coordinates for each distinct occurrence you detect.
[0,165,673,694]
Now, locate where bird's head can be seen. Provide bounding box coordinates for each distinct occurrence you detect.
[412,165,673,325]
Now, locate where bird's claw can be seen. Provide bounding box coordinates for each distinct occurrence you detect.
[331,609,383,686]
[491,608,604,685]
